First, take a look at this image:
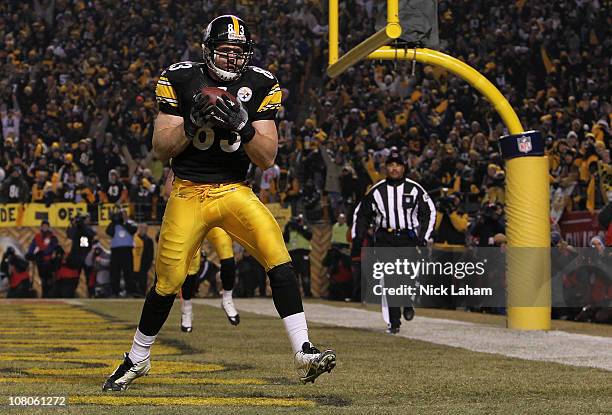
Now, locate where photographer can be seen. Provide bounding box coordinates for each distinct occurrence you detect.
[235,249,267,298]
[300,179,323,223]
[66,213,96,274]
[283,214,313,297]
[323,244,353,301]
[573,236,612,324]
[599,201,612,246]
[106,209,137,297]
[431,193,469,309]
[54,245,81,298]
[26,220,59,298]
[325,213,352,300]
[470,203,505,247]
[2,246,33,298]
[85,242,112,298]
[434,193,468,247]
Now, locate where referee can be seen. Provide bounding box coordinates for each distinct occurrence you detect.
[350,151,436,334]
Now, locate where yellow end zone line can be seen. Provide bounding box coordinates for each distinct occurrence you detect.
[0,322,108,327]
[0,344,181,356]
[0,325,133,333]
[23,360,224,376]
[0,318,102,322]
[0,339,135,344]
[70,396,315,407]
[0,335,135,341]
[0,376,267,385]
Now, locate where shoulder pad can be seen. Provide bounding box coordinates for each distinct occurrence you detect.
[161,61,200,83]
[246,65,279,86]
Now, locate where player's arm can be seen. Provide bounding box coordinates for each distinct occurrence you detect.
[152,113,191,163]
[211,72,282,169]
[154,67,209,163]
[244,120,278,169]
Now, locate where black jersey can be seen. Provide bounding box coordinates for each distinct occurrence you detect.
[155,62,282,183]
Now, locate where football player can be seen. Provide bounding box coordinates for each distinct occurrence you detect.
[179,226,239,332]
[103,15,336,391]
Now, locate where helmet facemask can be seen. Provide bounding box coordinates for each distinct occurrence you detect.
[202,41,253,82]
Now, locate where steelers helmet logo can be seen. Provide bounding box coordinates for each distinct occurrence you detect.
[237,87,253,102]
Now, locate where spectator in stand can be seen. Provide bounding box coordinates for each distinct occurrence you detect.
[100,169,129,205]
[57,171,78,203]
[58,153,84,186]
[129,170,156,222]
[81,172,102,221]
[1,97,21,142]
[25,220,58,298]
[0,166,29,203]
[259,163,281,204]
[320,145,345,219]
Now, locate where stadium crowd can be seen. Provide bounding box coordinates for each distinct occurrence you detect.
[0,1,610,316]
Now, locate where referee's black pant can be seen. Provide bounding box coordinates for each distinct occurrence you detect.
[374,231,418,329]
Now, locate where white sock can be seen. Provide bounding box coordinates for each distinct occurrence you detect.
[129,328,156,363]
[181,300,193,327]
[222,290,233,302]
[282,312,309,354]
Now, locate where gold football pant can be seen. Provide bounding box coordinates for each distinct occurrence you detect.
[186,227,234,275]
[156,179,291,295]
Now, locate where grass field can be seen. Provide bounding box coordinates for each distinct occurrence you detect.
[0,300,610,414]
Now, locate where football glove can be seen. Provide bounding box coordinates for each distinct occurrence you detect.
[212,96,256,143]
[184,92,214,138]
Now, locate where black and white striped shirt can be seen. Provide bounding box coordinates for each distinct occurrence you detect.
[351,178,436,246]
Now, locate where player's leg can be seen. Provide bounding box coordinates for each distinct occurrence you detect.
[103,182,207,391]
[215,184,336,383]
[180,250,201,332]
[207,227,239,325]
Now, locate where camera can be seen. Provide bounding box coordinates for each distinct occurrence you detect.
[437,197,454,214]
[111,210,124,224]
[481,204,499,221]
[4,246,16,260]
[74,213,87,227]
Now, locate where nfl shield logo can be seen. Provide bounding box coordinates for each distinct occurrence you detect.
[517,135,532,153]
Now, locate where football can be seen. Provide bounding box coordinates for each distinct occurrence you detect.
[201,86,237,105]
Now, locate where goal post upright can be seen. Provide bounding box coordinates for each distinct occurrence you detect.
[328,0,551,330]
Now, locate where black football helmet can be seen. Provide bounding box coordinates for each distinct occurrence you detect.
[202,15,254,82]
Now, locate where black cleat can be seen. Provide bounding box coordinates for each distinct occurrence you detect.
[295,342,336,384]
[181,325,193,333]
[102,353,150,391]
[386,325,400,334]
[222,297,240,326]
